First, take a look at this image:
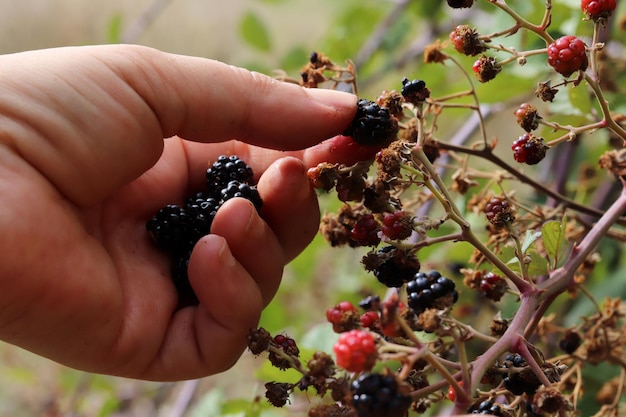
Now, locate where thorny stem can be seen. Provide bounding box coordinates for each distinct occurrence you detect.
[539,182,626,296]
[413,147,530,292]
[468,182,626,401]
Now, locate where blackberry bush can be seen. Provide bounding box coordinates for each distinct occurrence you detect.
[248,1,626,416]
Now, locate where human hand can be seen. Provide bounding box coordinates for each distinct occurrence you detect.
[0,44,374,380]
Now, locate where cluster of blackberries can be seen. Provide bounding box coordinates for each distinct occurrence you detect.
[406,271,458,314]
[146,155,262,304]
[350,373,412,417]
[343,99,399,146]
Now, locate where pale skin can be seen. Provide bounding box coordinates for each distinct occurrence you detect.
[0,44,382,381]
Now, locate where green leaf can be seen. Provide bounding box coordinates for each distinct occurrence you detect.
[521,229,542,254]
[238,11,271,52]
[568,83,593,116]
[526,252,550,276]
[542,217,569,269]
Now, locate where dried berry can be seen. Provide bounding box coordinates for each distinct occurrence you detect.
[449,25,487,56]
[472,56,502,83]
[514,103,541,132]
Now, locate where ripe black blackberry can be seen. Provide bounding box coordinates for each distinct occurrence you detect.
[350,373,411,417]
[343,99,399,146]
[406,271,458,314]
[206,155,254,196]
[447,0,474,7]
[365,246,420,288]
[146,205,195,252]
[184,192,221,242]
[502,354,542,395]
[400,78,429,104]
[220,180,263,212]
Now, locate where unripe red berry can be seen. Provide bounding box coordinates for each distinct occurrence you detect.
[547,36,588,77]
[581,0,616,20]
[333,329,378,372]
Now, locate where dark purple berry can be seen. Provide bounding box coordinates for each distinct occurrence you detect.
[512,133,548,165]
[447,0,474,8]
[343,99,399,146]
[351,373,411,417]
[220,180,263,212]
[146,205,194,253]
[484,196,515,227]
[406,271,457,313]
[371,246,420,288]
[401,78,429,104]
[206,155,254,196]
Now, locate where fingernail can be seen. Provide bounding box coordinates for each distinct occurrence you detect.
[305,88,357,111]
[205,235,236,268]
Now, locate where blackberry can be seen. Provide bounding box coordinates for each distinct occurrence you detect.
[350,373,412,417]
[449,25,487,56]
[269,334,300,370]
[184,192,221,241]
[220,180,263,212]
[206,155,254,195]
[350,214,381,247]
[146,154,262,305]
[514,103,541,132]
[400,78,429,104]
[367,245,420,288]
[559,330,582,354]
[381,210,413,241]
[484,196,515,227]
[333,329,378,372]
[582,0,617,20]
[470,400,505,416]
[502,354,542,395]
[512,133,548,165]
[146,205,195,252]
[472,56,502,83]
[343,99,399,146]
[406,271,458,314]
[547,36,588,77]
[447,0,474,7]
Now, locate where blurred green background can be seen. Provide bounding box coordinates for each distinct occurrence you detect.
[1,0,625,416]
